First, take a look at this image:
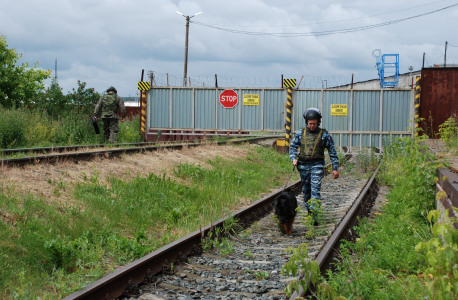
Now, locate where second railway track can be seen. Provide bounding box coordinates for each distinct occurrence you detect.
[63,155,380,300]
[0,136,280,167]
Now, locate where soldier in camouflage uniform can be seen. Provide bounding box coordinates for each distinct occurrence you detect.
[93,86,126,143]
[289,108,339,216]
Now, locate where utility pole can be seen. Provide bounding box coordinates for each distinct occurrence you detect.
[444,41,448,67]
[55,58,58,84]
[184,16,190,87]
[176,11,202,87]
[147,70,154,87]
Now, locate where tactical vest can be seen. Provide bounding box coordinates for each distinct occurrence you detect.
[101,93,118,118]
[297,127,325,162]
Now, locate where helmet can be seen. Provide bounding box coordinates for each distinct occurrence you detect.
[107,86,117,93]
[303,108,322,122]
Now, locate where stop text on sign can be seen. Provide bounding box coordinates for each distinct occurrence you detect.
[219,89,238,108]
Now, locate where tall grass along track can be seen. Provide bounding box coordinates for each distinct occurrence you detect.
[0,136,280,167]
[63,154,381,300]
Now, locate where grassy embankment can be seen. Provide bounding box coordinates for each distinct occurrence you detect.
[0,106,142,152]
[0,144,298,299]
[319,137,447,299]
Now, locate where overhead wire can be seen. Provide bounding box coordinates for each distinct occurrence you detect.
[198,0,446,28]
[190,3,458,37]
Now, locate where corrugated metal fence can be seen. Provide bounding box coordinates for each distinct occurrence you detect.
[147,87,413,147]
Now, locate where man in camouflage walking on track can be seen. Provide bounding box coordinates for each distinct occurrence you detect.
[289,108,339,221]
[93,86,126,143]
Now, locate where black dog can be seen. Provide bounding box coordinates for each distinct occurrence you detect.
[274,192,298,235]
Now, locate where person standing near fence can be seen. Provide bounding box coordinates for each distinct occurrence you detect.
[289,108,339,221]
[93,86,126,143]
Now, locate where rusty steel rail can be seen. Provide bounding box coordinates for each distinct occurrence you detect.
[290,162,381,299]
[436,167,458,229]
[61,158,344,300]
[0,136,281,157]
[0,136,280,167]
[62,179,305,300]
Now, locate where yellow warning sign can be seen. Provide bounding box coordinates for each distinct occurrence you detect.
[243,94,259,105]
[138,81,150,91]
[331,104,348,116]
[283,79,296,88]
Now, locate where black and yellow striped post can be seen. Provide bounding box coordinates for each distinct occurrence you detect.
[414,76,421,136]
[283,79,296,148]
[138,81,151,140]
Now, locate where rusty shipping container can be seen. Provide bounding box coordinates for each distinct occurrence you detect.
[420,68,458,138]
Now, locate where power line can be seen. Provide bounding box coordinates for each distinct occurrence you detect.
[198,0,446,28]
[191,3,458,37]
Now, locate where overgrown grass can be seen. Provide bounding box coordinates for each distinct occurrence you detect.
[323,137,445,299]
[0,106,141,150]
[438,116,458,153]
[0,145,295,299]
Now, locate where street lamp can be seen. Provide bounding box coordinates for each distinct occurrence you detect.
[176,11,202,87]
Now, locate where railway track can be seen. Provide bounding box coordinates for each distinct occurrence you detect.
[63,155,380,300]
[0,136,280,167]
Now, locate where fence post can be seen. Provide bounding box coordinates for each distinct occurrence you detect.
[140,69,146,141]
[140,90,147,141]
[415,76,421,136]
[285,87,293,148]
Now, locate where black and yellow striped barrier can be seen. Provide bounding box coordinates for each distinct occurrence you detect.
[283,79,296,88]
[285,87,293,147]
[140,91,147,140]
[414,76,421,136]
[138,81,150,91]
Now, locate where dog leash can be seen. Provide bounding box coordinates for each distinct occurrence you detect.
[282,165,296,192]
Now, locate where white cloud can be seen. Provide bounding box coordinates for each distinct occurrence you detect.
[0,0,456,95]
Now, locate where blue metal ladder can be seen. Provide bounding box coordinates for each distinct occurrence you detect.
[372,49,399,88]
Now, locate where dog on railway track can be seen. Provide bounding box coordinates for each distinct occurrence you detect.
[274,192,298,235]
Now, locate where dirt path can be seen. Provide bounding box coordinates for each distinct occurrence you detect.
[0,143,258,206]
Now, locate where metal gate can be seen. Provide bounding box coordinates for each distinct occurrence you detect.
[146,87,413,147]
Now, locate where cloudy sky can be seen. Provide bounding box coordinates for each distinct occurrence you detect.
[1,0,457,96]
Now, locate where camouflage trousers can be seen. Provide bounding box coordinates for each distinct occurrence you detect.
[102,118,119,143]
[297,161,324,212]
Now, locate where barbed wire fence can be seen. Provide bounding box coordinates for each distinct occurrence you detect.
[423,52,458,68]
[151,73,376,89]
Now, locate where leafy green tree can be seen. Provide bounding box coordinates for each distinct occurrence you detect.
[35,77,68,118]
[0,35,51,108]
[66,80,101,115]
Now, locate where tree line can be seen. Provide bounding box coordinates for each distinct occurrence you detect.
[0,35,101,118]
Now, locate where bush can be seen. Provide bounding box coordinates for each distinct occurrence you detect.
[54,114,103,145]
[0,106,26,148]
[23,109,58,147]
[438,117,458,149]
[117,116,142,143]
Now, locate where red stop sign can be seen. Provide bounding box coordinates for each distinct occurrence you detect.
[219,89,238,108]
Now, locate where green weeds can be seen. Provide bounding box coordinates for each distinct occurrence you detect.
[243,249,254,258]
[281,136,447,299]
[1,145,293,299]
[323,137,445,299]
[255,271,270,280]
[416,209,458,298]
[0,106,142,152]
[298,199,327,239]
[354,147,379,176]
[439,116,458,151]
[282,243,320,297]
